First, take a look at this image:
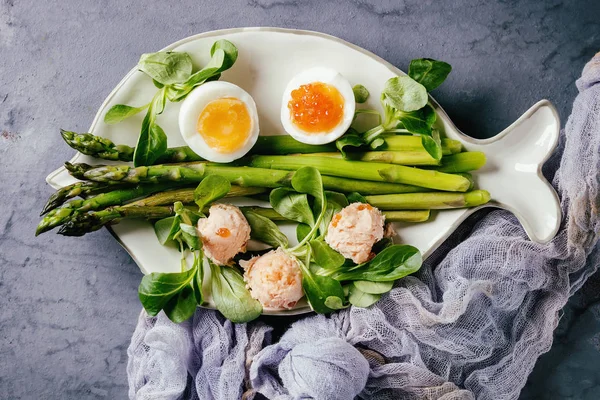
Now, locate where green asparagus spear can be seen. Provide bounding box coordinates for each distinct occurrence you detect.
[60,130,336,163]
[37,182,269,235]
[36,183,177,235]
[382,136,462,155]
[63,162,426,194]
[65,162,207,184]
[365,190,491,210]
[126,185,267,207]
[250,156,472,192]
[58,205,176,236]
[41,181,123,215]
[382,210,431,223]
[435,152,487,173]
[57,205,431,236]
[253,135,336,154]
[61,130,203,163]
[241,207,430,223]
[60,130,463,163]
[302,151,440,166]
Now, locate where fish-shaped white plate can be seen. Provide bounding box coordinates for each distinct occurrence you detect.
[46,28,561,316]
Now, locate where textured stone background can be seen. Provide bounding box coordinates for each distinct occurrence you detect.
[1,0,599,398]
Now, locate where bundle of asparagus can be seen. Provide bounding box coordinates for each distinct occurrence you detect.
[37,131,490,237]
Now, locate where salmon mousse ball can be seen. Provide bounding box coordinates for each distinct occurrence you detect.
[240,248,304,309]
[197,204,251,265]
[325,202,385,264]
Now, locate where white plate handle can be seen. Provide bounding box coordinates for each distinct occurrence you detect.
[438,100,562,243]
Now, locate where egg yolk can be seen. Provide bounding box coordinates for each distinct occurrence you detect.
[197,97,252,153]
[288,82,344,133]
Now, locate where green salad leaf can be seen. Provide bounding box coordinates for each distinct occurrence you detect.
[335,131,366,158]
[173,202,201,226]
[333,245,422,282]
[352,84,370,103]
[296,223,312,243]
[163,285,197,323]
[408,58,452,91]
[302,268,347,313]
[243,209,289,248]
[270,188,315,226]
[194,175,231,211]
[138,267,196,316]
[210,262,262,323]
[309,238,345,270]
[167,40,239,102]
[133,88,168,166]
[382,76,428,112]
[138,51,193,86]
[393,104,436,136]
[104,103,149,125]
[353,280,394,294]
[348,284,381,308]
[346,192,367,204]
[154,216,180,245]
[291,166,325,214]
[179,223,201,251]
[421,132,442,161]
[191,251,204,305]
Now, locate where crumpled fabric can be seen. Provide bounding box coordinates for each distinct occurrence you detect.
[127,53,600,400]
[127,310,272,399]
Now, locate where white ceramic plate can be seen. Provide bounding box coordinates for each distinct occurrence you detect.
[46,28,561,316]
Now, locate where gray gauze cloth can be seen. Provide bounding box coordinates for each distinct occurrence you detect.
[127,53,600,400]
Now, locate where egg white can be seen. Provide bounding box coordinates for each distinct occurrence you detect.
[280,67,355,145]
[179,81,259,163]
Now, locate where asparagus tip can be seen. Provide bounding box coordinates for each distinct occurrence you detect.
[464,190,491,207]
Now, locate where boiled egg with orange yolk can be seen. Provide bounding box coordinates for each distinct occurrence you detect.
[179,81,259,163]
[281,67,355,145]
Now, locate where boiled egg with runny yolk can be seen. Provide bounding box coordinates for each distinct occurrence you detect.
[179,81,259,163]
[281,67,355,145]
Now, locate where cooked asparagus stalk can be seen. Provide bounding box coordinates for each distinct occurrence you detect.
[61,130,135,161]
[60,130,336,162]
[436,152,487,173]
[61,130,202,163]
[37,183,266,235]
[36,183,177,235]
[125,182,427,210]
[301,151,440,166]
[60,130,463,163]
[382,136,462,155]
[250,156,472,192]
[57,205,431,236]
[253,135,336,154]
[365,190,491,210]
[65,162,207,184]
[382,210,431,223]
[58,205,177,236]
[41,181,123,215]
[64,162,428,194]
[241,208,431,224]
[304,146,476,168]
[126,186,267,207]
[320,176,427,194]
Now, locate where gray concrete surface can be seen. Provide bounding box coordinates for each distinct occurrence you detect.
[1,0,599,398]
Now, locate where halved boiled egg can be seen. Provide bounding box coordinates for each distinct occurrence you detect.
[179,81,259,163]
[281,67,355,145]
